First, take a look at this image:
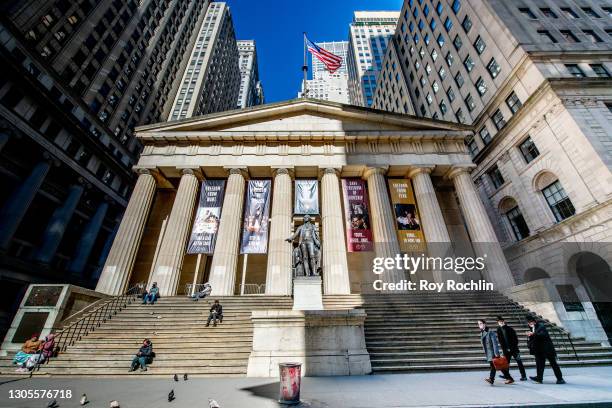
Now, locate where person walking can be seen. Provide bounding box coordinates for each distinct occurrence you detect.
[206,300,223,327]
[526,315,565,384]
[479,319,514,385]
[496,316,527,381]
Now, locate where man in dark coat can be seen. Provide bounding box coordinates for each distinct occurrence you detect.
[496,316,527,381]
[206,300,223,327]
[479,319,513,385]
[129,339,154,372]
[526,315,565,384]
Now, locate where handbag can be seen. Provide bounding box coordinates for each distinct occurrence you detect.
[492,356,509,370]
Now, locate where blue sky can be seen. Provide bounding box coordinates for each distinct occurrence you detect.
[226,0,403,103]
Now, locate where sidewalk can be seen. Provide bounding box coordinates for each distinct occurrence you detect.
[1,366,612,407]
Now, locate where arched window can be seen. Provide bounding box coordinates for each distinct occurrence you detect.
[499,197,530,241]
[534,172,575,222]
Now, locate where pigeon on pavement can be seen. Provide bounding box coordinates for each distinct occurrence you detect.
[47,399,59,408]
[79,393,88,405]
[168,390,175,402]
[208,398,221,408]
[173,373,178,382]
[183,373,188,381]
[109,401,120,408]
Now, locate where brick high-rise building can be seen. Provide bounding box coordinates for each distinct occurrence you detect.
[373,0,612,341]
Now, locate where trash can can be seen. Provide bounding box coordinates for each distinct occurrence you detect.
[278,362,302,405]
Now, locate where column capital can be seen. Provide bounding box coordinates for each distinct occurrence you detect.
[271,166,294,178]
[406,166,435,179]
[362,166,388,180]
[134,167,153,176]
[177,167,203,179]
[445,165,475,180]
[224,166,248,179]
[319,167,342,179]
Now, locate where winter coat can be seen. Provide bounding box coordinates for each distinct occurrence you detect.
[497,325,520,355]
[480,329,501,362]
[41,335,56,358]
[209,304,223,315]
[528,322,557,357]
[22,339,42,354]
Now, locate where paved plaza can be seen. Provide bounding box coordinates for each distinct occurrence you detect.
[1,366,612,408]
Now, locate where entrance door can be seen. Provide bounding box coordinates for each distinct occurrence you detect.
[575,252,612,342]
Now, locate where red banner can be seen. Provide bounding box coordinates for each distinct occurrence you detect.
[341,178,373,252]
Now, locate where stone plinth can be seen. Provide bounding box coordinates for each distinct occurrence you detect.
[247,309,371,377]
[293,276,323,311]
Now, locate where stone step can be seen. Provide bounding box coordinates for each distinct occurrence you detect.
[371,359,612,373]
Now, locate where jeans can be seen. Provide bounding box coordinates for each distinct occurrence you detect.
[191,293,208,301]
[207,312,222,325]
[142,293,157,304]
[535,353,563,381]
[131,355,147,370]
[489,362,513,382]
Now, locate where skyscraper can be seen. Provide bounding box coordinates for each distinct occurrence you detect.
[300,41,350,104]
[0,0,213,338]
[169,2,241,120]
[373,0,612,340]
[237,40,264,109]
[346,11,400,107]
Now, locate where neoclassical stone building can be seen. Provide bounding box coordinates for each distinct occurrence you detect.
[95,99,515,298]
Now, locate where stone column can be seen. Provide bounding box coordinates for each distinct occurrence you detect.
[363,167,404,284]
[95,170,156,295]
[33,182,85,264]
[321,168,350,295]
[408,167,453,283]
[209,168,246,296]
[0,158,52,250]
[149,169,199,296]
[265,167,293,295]
[68,200,109,276]
[448,166,515,289]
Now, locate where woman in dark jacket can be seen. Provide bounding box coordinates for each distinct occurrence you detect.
[129,339,154,372]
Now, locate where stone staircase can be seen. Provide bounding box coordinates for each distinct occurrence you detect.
[0,296,292,377]
[323,291,612,373]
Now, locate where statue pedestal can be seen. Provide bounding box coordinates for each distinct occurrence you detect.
[293,276,323,310]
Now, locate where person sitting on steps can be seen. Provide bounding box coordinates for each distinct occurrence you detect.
[142,282,160,305]
[129,339,154,372]
[206,300,223,327]
[190,282,212,301]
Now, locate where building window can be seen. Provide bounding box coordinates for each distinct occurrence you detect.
[505,92,522,114]
[446,87,456,102]
[519,136,540,163]
[603,6,612,17]
[453,34,463,50]
[540,8,557,18]
[446,51,454,66]
[436,1,443,15]
[462,15,472,32]
[439,100,447,114]
[581,7,600,18]
[561,7,578,18]
[487,164,505,189]
[492,109,506,130]
[432,81,440,93]
[439,66,447,79]
[454,71,464,88]
[444,17,453,32]
[583,30,602,43]
[542,181,576,222]
[456,108,465,123]
[474,36,486,54]
[452,0,461,14]
[537,30,557,43]
[590,64,610,77]
[479,126,491,145]
[437,33,445,47]
[519,7,537,19]
[465,93,475,111]
[565,64,585,77]
[560,30,579,42]
[464,55,475,71]
[426,93,433,104]
[465,134,479,156]
[506,206,530,240]
[487,58,501,78]
[431,49,438,61]
[476,77,487,96]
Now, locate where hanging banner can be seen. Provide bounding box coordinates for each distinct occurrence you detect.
[388,179,426,252]
[186,180,226,254]
[295,179,319,215]
[341,178,373,252]
[240,179,272,254]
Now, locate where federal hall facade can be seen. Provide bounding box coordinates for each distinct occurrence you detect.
[95,99,516,298]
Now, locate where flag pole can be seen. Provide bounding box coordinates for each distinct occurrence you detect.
[302,32,308,98]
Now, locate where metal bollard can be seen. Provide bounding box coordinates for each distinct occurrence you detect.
[278,362,302,405]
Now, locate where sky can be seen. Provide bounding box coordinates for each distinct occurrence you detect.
[226,0,403,103]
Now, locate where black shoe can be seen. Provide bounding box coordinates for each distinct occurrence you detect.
[484,378,494,385]
[556,379,566,384]
[520,377,527,381]
[141,367,147,372]
[213,323,217,327]
[498,374,508,380]
[205,323,209,327]
[530,376,543,384]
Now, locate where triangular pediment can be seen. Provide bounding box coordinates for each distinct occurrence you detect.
[136,98,469,140]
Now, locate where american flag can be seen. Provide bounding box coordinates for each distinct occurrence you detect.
[305,36,342,74]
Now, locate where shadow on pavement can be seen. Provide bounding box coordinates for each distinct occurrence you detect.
[240,382,330,408]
